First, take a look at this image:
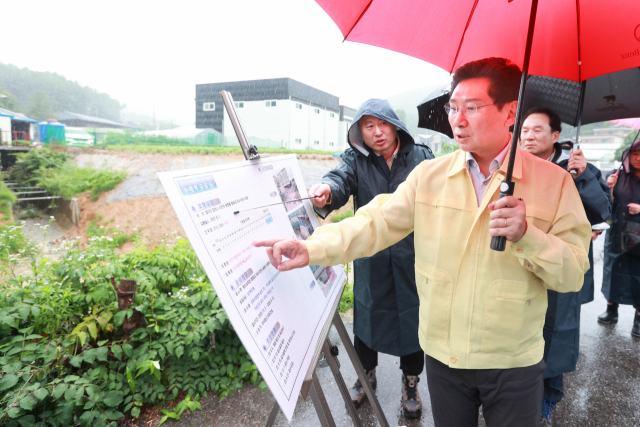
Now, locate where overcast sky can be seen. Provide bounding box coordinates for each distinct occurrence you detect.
[2,0,449,123]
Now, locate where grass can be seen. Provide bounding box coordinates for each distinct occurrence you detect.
[0,181,16,221]
[93,144,339,156]
[331,209,354,222]
[36,163,127,200]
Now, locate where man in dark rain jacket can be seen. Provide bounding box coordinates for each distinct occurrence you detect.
[307,98,433,418]
[520,107,612,427]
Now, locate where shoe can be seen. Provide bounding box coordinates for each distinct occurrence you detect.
[401,374,422,419]
[539,399,556,426]
[597,303,619,324]
[349,369,377,408]
[632,312,640,338]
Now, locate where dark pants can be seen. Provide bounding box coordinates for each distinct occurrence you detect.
[354,335,424,376]
[425,355,545,427]
[543,374,564,404]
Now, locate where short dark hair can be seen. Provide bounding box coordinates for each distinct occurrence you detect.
[522,107,562,134]
[451,57,522,109]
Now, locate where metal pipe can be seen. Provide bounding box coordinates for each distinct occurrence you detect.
[16,196,62,202]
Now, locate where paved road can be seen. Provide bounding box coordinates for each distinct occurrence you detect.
[172,235,640,427]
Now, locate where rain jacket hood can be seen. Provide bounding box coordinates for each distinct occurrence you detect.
[348,98,415,156]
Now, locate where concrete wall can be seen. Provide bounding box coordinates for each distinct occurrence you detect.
[0,116,12,144]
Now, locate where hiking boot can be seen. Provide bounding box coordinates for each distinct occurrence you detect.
[632,312,640,338]
[598,303,619,324]
[349,369,377,408]
[539,399,555,426]
[401,374,422,419]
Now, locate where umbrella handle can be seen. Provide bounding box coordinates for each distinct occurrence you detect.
[490,181,515,252]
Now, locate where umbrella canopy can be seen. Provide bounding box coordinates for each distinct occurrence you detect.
[522,68,640,127]
[612,118,640,130]
[416,82,453,138]
[315,0,640,82]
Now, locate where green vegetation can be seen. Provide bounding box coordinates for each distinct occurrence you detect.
[0,223,35,261]
[438,139,459,156]
[615,129,640,161]
[97,144,337,156]
[9,148,126,201]
[0,226,264,426]
[104,133,193,146]
[0,62,123,121]
[339,263,354,313]
[0,182,16,221]
[331,210,354,223]
[87,221,138,248]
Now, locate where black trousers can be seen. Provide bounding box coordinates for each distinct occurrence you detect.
[354,335,424,376]
[425,355,545,427]
[543,374,564,404]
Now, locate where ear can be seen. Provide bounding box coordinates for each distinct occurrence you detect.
[505,100,518,128]
[552,131,560,144]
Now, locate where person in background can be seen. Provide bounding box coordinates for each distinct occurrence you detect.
[520,107,612,427]
[307,98,433,418]
[599,141,640,337]
[255,58,591,427]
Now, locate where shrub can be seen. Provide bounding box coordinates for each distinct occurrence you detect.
[331,210,354,223]
[0,229,264,426]
[36,165,126,201]
[9,148,69,187]
[9,147,126,201]
[0,182,16,220]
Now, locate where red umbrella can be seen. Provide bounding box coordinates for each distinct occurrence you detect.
[314,0,640,250]
[316,0,640,82]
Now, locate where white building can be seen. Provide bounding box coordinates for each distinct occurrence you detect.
[196,78,352,152]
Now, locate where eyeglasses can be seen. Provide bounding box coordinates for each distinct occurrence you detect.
[444,102,496,118]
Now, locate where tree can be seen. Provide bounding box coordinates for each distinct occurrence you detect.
[26,90,54,121]
[0,85,18,110]
[614,128,640,161]
[394,109,407,124]
[440,139,459,154]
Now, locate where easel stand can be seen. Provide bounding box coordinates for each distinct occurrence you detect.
[219,91,395,427]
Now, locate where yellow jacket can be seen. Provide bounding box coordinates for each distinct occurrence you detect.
[305,148,591,369]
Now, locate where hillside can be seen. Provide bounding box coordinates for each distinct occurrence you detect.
[0,62,123,121]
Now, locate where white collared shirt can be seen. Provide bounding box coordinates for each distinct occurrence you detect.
[465,143,510,206]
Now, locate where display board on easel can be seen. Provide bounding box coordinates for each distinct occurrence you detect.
[160,92,398,427]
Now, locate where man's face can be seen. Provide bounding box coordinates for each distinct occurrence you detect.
[520,113,559,158]
[630,150,640,170]
[448,78,515,157]
[359,115,398,155]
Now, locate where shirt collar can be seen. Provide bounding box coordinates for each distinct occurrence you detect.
[465,142,510,178]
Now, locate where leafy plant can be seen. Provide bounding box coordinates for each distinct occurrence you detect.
[158,394,202,425]
[331,210,354,223]
[0,182,16,220]
[339,263,354,313]
[0,227,264,426]
[9,147,126,201]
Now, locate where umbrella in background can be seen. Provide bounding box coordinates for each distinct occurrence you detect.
[314,0,640,251]
[611,118,640,130]
[522,67,640,128]
[416,82,453,139]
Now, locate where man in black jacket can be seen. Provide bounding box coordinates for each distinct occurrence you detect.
[520,106,612,427]
[308,98,433,418]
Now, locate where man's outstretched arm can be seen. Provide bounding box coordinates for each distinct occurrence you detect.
[254,165,421,270]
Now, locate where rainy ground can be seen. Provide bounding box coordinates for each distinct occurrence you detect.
[169,236,640,427]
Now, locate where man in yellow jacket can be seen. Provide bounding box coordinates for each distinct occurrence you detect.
[255,57,591,427]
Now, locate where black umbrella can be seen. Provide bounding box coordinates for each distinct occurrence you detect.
[522,67,640,127]
[416,82,453,139]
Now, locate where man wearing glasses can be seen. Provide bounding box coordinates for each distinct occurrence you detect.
[254,57,590,426]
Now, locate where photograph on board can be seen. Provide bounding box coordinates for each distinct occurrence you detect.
[273,166,302,211]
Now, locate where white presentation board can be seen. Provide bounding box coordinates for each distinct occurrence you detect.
[158,154,345,420]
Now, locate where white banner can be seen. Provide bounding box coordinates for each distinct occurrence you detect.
[158,154,344,420]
